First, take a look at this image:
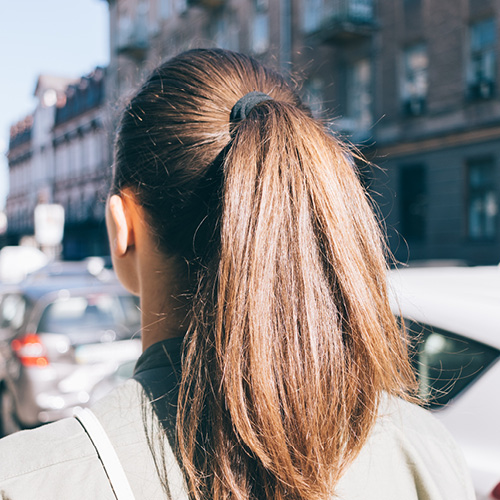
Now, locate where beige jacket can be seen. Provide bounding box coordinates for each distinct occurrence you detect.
[0,379,476,499]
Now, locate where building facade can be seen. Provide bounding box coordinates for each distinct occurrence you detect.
[370,0,500,265]
[5,115,34,243]
[5,69,110,259]
[6,0,500,264]
[100,0,496,266]
[102,0,378,155]
[52,68,110,259]
[104,0,294,123]
[6,75,77,247]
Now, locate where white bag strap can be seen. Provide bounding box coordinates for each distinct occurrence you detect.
[76,408,136,500]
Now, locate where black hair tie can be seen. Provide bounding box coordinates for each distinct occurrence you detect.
[230,91,273,124]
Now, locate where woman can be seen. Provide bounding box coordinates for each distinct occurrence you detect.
[0,49,474,499]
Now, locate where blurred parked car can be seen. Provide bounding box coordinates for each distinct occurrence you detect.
[388,265,500,500]
[0,268,141,435]
[23,256,113,284]
[0,246,49,284]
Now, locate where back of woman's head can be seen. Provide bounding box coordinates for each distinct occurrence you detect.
[113,49,305,258]
[113,48,415,500]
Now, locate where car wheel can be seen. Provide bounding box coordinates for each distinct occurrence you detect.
[0,386,22,437]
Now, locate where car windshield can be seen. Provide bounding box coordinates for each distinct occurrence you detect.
[36,294,140,338]
[404,319,500,409]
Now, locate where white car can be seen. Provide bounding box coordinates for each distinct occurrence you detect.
[388,265,500,500]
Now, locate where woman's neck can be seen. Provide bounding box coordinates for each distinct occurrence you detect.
[137,252,190,351]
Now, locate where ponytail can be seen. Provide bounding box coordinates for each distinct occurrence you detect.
[178,99,414,500]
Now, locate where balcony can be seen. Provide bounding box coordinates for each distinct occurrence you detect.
[9,128,32,150]
[116,18,149,59]
[304,0,376,43]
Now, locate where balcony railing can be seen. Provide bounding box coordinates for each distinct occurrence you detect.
[304,0,376,42]
[9,129,32,150]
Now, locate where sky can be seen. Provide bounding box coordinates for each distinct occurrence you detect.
[0,0,109,209]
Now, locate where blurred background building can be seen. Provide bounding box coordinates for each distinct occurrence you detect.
[373,0,500,266]
[6,69,109,259]
[4,0,500,265]
[52,67,109,259]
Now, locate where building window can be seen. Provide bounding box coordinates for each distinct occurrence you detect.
[401,44,428,116]
[214,12,239,51]
[252,0,269,54]
[346,59,372,132]
[176,0,187,15]
[468,19,496,100]
[467,158,497,240]
[160,0,172,19]
[303,78,324,118]
[302,0,323,33]
[399,165,427,242]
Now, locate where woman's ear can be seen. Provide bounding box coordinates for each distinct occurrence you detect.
[107,194,135,258]
[106,192,141,296]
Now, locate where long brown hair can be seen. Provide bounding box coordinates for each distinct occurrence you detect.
[113,49,415,500]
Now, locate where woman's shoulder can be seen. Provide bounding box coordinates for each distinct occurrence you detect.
[0,379,182,500]
[90,378,187,499]
[0,379,148,500]
[375,394,461,447]
[336,395,476,500]
[0,415,116,499]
